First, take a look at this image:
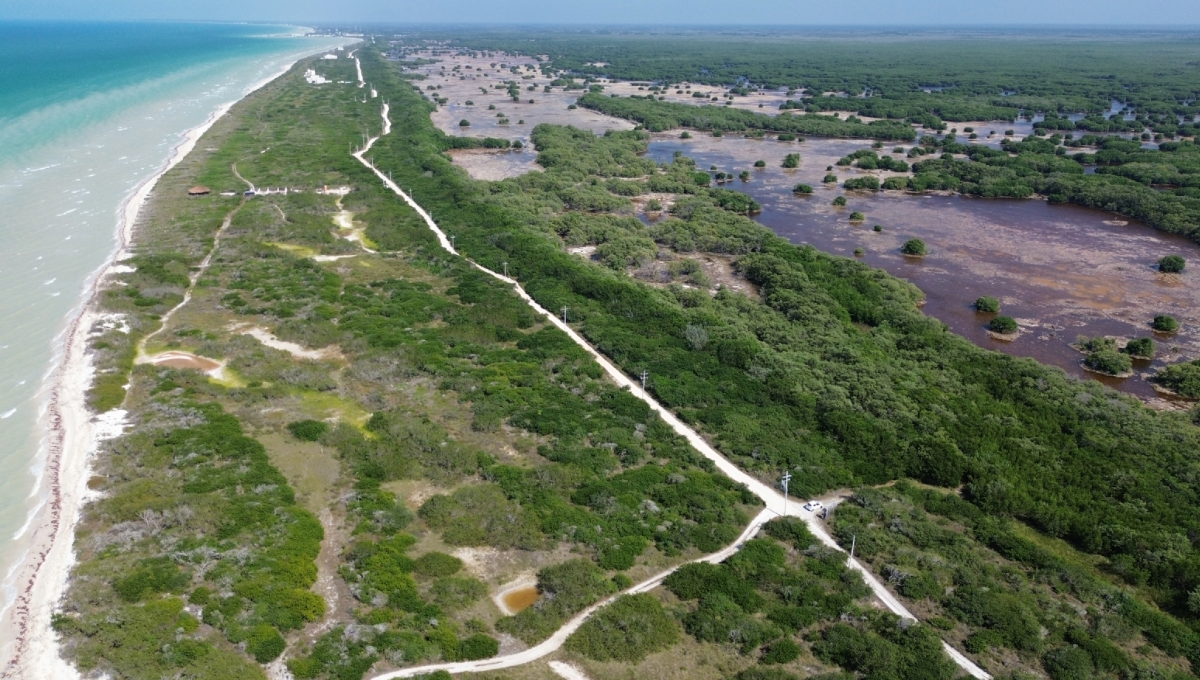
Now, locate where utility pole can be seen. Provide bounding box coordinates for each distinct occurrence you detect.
[561,306,568,324]
[849,534,856,563]
[640,370,648,394]
[502,262,508,277]
[781,471,791,516]
[449,234,454,249]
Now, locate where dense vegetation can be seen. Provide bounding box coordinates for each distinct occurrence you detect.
[833,483,1199,680]
[663,519,959,679]
[366,43,1200,677]
[403,29,1200,133]
[57,33,1200,680]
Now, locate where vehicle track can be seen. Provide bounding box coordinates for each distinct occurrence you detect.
[350,55,991,680]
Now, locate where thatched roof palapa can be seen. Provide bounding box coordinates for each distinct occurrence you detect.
[187,186,211,196]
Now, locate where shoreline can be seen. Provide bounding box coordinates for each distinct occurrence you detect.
[0,43,347,678]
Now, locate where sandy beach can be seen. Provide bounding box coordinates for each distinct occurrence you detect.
[0,42,349,678]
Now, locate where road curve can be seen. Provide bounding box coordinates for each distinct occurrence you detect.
[351,81,992,680]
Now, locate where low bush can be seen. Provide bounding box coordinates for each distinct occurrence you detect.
[901,239,927,256]
[988,316,1018,334]
[286,420,328,442]
[564,594,679,661]
[974,296,1000,313]
[1152,314,1179,332]
[1158,255,1186,273]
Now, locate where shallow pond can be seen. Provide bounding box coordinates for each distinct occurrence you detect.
[646,134,1199,403]
[501,586,539,614]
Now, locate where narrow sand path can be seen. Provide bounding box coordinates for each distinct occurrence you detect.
[352,94,991,679]
[135,162,250,361]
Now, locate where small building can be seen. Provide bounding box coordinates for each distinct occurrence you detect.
[187,186,211,196]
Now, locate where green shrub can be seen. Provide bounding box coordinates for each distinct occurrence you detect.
[844,176,880,191]
[754,160,767,167]
[832,196,847,206]
[782,153,800,168]
[882,176,912,190]
[113,558,189,601]
[680,131,691,139]
[413,552,463,578]
[246,623,287,663]
[1084,349,1132,376]
[974,296,1000,313]
[793,184,813,194]
[823,174,838,183]
[901,239,927,256]
[1158,255,1186,273]
[873,224,883,232]
[1152,314,1179,332]
[988,316,1018,334]
[564,594,679,662]
[1150,359,1200,398]
[459,119,470,127]
[1123,337,1155,359]
[1042,645,1094,680]
[760,638,802,664]
[458,634,499,660]
[849,212,865,221]
[286,419,328,441]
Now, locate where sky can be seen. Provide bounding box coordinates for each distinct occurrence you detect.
[1,0,1199,25]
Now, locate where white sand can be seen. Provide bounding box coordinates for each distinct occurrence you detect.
[0,41,353,678]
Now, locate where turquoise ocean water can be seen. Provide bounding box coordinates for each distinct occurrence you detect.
[0,21,348,614]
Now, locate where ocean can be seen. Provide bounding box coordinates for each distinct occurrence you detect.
[0,21,348,620]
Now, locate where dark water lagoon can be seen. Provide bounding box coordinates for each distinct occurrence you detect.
[646,134,1199,404]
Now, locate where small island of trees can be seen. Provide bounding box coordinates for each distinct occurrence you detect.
[822,174,838,183]
[849,211,865,221]
[901,239,927,256]
[974,296,1000,313]
[782,153,800,168]
[1159,255,1186,273]
[793,184,813,194]
[1150,359,1200,398]
[832,196,847,207]
[1152,314,1180,332]
[988,316,1018,334]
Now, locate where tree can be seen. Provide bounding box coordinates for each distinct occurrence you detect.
[287,420,327,441]
[739,171,751,182]
[1084,348,1132,376]
[1159,255,1186,273]
[1123,337,1155,359]
[1150,359,1200,398]
[901,239,927,256]
[832,196,847,207]
[974,296,1000,313]
[684,324,709,350]
[459,119,470,127]
[823,174,838,183]
[782,153,800,168]
[680,131,691,139]
[793,184,813,194]
[754,160,766,167]
[988,316,1018,334]
[1152,314,1180,332]
[849,212,865,221]
[873,224,883,232]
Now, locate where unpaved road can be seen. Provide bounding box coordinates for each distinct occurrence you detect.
[351,55,991,680]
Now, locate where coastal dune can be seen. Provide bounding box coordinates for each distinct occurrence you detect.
[0,39,351,678]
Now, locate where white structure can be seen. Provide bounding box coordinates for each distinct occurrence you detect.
[322,53,338,60]
[304,69,330,85]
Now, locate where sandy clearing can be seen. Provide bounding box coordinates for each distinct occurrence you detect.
[231,324,342,361]
[548,661,591,680]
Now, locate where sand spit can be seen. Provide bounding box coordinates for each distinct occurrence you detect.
[0,43,351,678]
